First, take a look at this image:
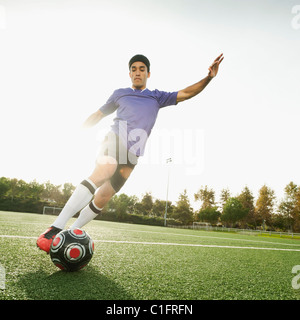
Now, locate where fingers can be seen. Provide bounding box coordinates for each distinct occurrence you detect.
[208,54,224,76]
[209,61,218,69]
[214,53,223,62]
[213,54,224,65]
[211,56,224,68]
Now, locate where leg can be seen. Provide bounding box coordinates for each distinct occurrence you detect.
[70,165,134,229]
[36,156,118,253]
[95,165,134,207]
[88,156,118,187]
[52,156,117,229]
[94,181,116,208]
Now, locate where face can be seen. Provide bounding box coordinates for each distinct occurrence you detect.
[129,61,150,90]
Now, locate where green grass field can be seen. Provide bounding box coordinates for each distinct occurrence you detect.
[0,211,300,300]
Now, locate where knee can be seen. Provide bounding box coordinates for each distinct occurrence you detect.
[110,165,134,193]
[90,162,118,187]
[99,187,115,201]
[94,183,116,208]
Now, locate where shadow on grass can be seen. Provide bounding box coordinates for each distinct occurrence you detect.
[17,266,133,300]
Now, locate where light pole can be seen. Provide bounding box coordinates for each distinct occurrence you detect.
[164,157,172,227]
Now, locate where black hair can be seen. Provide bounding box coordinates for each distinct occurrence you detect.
[129,54,150,72]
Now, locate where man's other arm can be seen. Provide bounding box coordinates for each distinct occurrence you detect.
[82,110,106,128]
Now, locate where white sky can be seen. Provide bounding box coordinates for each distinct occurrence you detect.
[1,0,300,209]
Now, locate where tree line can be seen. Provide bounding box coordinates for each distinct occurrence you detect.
[194,183,300,232]
[0,177,76,214]
[0,177,300,232]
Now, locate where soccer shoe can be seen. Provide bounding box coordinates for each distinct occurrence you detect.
[36,226,62,254]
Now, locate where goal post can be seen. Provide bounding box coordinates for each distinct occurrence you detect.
[43,206,63,216]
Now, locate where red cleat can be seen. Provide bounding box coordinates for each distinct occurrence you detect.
[36,226,62,254]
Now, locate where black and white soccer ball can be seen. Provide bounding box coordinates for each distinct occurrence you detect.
[50,228,94,272]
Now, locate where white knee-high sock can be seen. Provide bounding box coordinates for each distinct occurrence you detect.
[70,200,102,229]
[52,179,97,229]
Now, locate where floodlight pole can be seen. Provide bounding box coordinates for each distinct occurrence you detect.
[164,158,172,227]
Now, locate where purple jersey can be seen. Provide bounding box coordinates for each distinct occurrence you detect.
[99,88,178,156]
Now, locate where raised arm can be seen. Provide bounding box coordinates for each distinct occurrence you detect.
[177,53,224,103]
[82,109,106,128]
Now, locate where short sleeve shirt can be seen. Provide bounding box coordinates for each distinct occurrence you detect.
[99,88,178,156]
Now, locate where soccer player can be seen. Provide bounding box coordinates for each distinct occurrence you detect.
[37,53,224,253]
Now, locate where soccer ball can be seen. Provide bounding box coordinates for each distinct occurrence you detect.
[50,228,94,272]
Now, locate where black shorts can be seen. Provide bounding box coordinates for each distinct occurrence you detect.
[98,132,138,192]
[98,131,138,168]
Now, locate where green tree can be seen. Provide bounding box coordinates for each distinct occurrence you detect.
[172,190,194,225]
[7,178,20,202]
[140,192,154,216]
[255,185,276,228]
[237,186,255,228]
[27,180,44,200]
[220,188,231,212]
[152,199,173,217]
[0,177,10,197]
[278,182,300,232]
[107,193,137,219]
[197,207,221,225]
[61,182,76,203]
[194,186,215,210]
[272,213,287,231]
[41,181,62,204]
[222,197,249,227]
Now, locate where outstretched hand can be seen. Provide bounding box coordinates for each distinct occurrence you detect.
[208,53,224,79]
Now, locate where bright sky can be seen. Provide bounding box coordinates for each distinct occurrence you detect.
[1,0,300,209]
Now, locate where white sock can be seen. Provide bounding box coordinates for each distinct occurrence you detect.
[70,200,103,229]
[52,179,97,229]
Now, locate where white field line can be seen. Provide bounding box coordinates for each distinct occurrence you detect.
[0,235,36,240]
[2,218,300,247]
[1,234,300,252]
[108,227,300,247]
[93,239,300,252]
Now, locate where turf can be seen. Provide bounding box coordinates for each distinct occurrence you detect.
[0,211,300,300]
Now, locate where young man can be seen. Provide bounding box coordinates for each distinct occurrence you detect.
[37,53,224,253]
